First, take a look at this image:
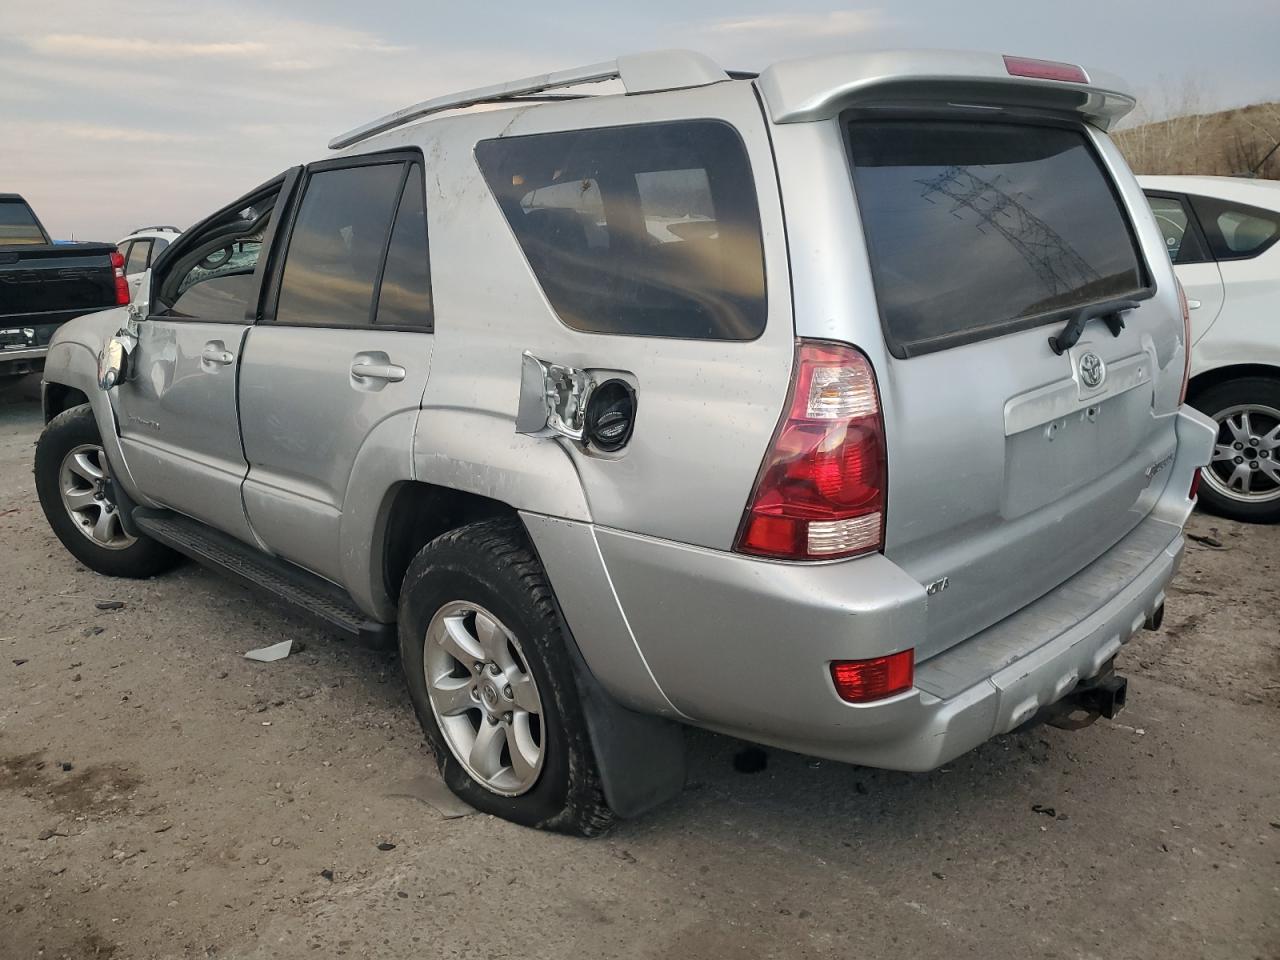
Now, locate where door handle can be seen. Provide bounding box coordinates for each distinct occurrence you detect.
[201,342,234,365]
[1186,299,1202,310]
[350,359,406,382]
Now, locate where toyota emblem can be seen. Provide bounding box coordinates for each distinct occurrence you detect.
[1079,352,1106,389]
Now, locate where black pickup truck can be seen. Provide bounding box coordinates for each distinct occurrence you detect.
[0,193,126,379]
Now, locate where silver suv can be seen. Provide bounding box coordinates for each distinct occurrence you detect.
[35,49,1214,835]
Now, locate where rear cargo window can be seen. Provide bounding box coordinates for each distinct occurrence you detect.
[476,121,766,340]
[0,200,46,246]
[847,120,1149,357]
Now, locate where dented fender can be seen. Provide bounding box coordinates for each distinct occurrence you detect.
[412,407,592,522]
[42,315,158,507]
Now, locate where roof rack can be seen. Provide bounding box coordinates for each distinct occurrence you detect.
[132,225,181,234]
[329,49,730,150]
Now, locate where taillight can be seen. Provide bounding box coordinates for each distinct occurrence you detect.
[1002,55,1089,84]
[830,651,914,703]
[110,250,129,305]
[734,340,886,561]
[1176,278,1192,404]
[1189,467,1202,502]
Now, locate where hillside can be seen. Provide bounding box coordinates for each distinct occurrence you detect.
[1114,100,1280,179]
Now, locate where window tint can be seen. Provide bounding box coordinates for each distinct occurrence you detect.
[635,168,715,244]
[476,121,766,340]
[848,120,1149,357]
[1189,194,1280,259]
[152,236,170,255]
[374,166,433,329]
[166,202,273,324]
[0,200,46,246]
[275,162,404,328]
[124,239,151,274]
[1145,195,1208,264]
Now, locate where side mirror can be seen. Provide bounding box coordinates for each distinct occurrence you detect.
[97,334,132,390]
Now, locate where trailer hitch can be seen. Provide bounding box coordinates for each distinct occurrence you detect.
[1043,672,1129,730]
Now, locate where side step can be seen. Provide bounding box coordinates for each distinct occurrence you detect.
[133,509,394,647]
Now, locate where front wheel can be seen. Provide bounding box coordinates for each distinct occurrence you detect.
[397,518,615,836]
[34,405,179,577]
[1192,377,1280,524]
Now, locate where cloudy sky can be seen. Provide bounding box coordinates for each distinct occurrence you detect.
[3,0,1276,241]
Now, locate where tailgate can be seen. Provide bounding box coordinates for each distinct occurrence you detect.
[848,103,1178,659]
[0,244,118,319]
[758,52,1186,661]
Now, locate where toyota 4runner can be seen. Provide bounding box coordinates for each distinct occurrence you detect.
[35,49,1215,835]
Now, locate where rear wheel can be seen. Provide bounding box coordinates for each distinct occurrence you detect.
[1192,377,1280,524]
[397,517,615,835]
[34,405,179,577]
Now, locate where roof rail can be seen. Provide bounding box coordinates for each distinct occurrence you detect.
[329,49,728,150]
[131,225,181,233]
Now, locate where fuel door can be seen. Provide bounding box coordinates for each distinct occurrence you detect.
[516,352,637,454]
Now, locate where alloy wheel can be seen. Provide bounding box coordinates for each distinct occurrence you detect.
[1204,403,1280,504]
[423,601,545,796]
[57,443,136,550]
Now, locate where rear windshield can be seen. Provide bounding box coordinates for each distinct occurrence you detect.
[0,200,47,246]
[476,120,767,341]
[847,120,1149,357]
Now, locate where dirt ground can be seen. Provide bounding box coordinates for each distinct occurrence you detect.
[1,380,1277,960]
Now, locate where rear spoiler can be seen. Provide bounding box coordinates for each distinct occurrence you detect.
[756,49,1135,130]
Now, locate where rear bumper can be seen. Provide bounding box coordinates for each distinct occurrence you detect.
[536,406,1215,771]
[1,345,49,364]
[1,318,69,372]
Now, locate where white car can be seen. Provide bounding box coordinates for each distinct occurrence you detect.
[116,226,181,299]
[1140,175,1280,522]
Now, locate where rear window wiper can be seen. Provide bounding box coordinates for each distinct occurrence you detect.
[1048,298,1141,355]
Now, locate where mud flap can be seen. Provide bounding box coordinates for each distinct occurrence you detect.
[561,624,686,819]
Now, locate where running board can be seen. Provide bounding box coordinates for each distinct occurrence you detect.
[133,509,394,647]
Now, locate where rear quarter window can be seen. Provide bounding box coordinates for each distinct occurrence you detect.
[1188,194,1280,260]
[847,119,1150,357]
[475,120,766,341]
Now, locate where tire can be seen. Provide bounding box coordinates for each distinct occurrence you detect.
[34,404,180,577]
[397,517,615,836]
[1191,377,1280,524]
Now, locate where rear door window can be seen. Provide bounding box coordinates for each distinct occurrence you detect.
[847,119,1150,357]
[275,161,405,328]
[124,239,151,275]
[476,120,766,341]
[1188,194,1280,260]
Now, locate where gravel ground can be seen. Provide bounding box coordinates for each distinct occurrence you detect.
[1,382,1277,960]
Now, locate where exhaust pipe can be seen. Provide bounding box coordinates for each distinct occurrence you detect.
[1044,671,1129,730]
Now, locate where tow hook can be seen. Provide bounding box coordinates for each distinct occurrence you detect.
[1043,672,1129,730]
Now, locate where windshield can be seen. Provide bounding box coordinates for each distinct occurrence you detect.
[847,119,1149,357]
[0,200,48,246]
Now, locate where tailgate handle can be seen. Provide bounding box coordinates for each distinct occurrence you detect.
[1048,299,1141,355]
